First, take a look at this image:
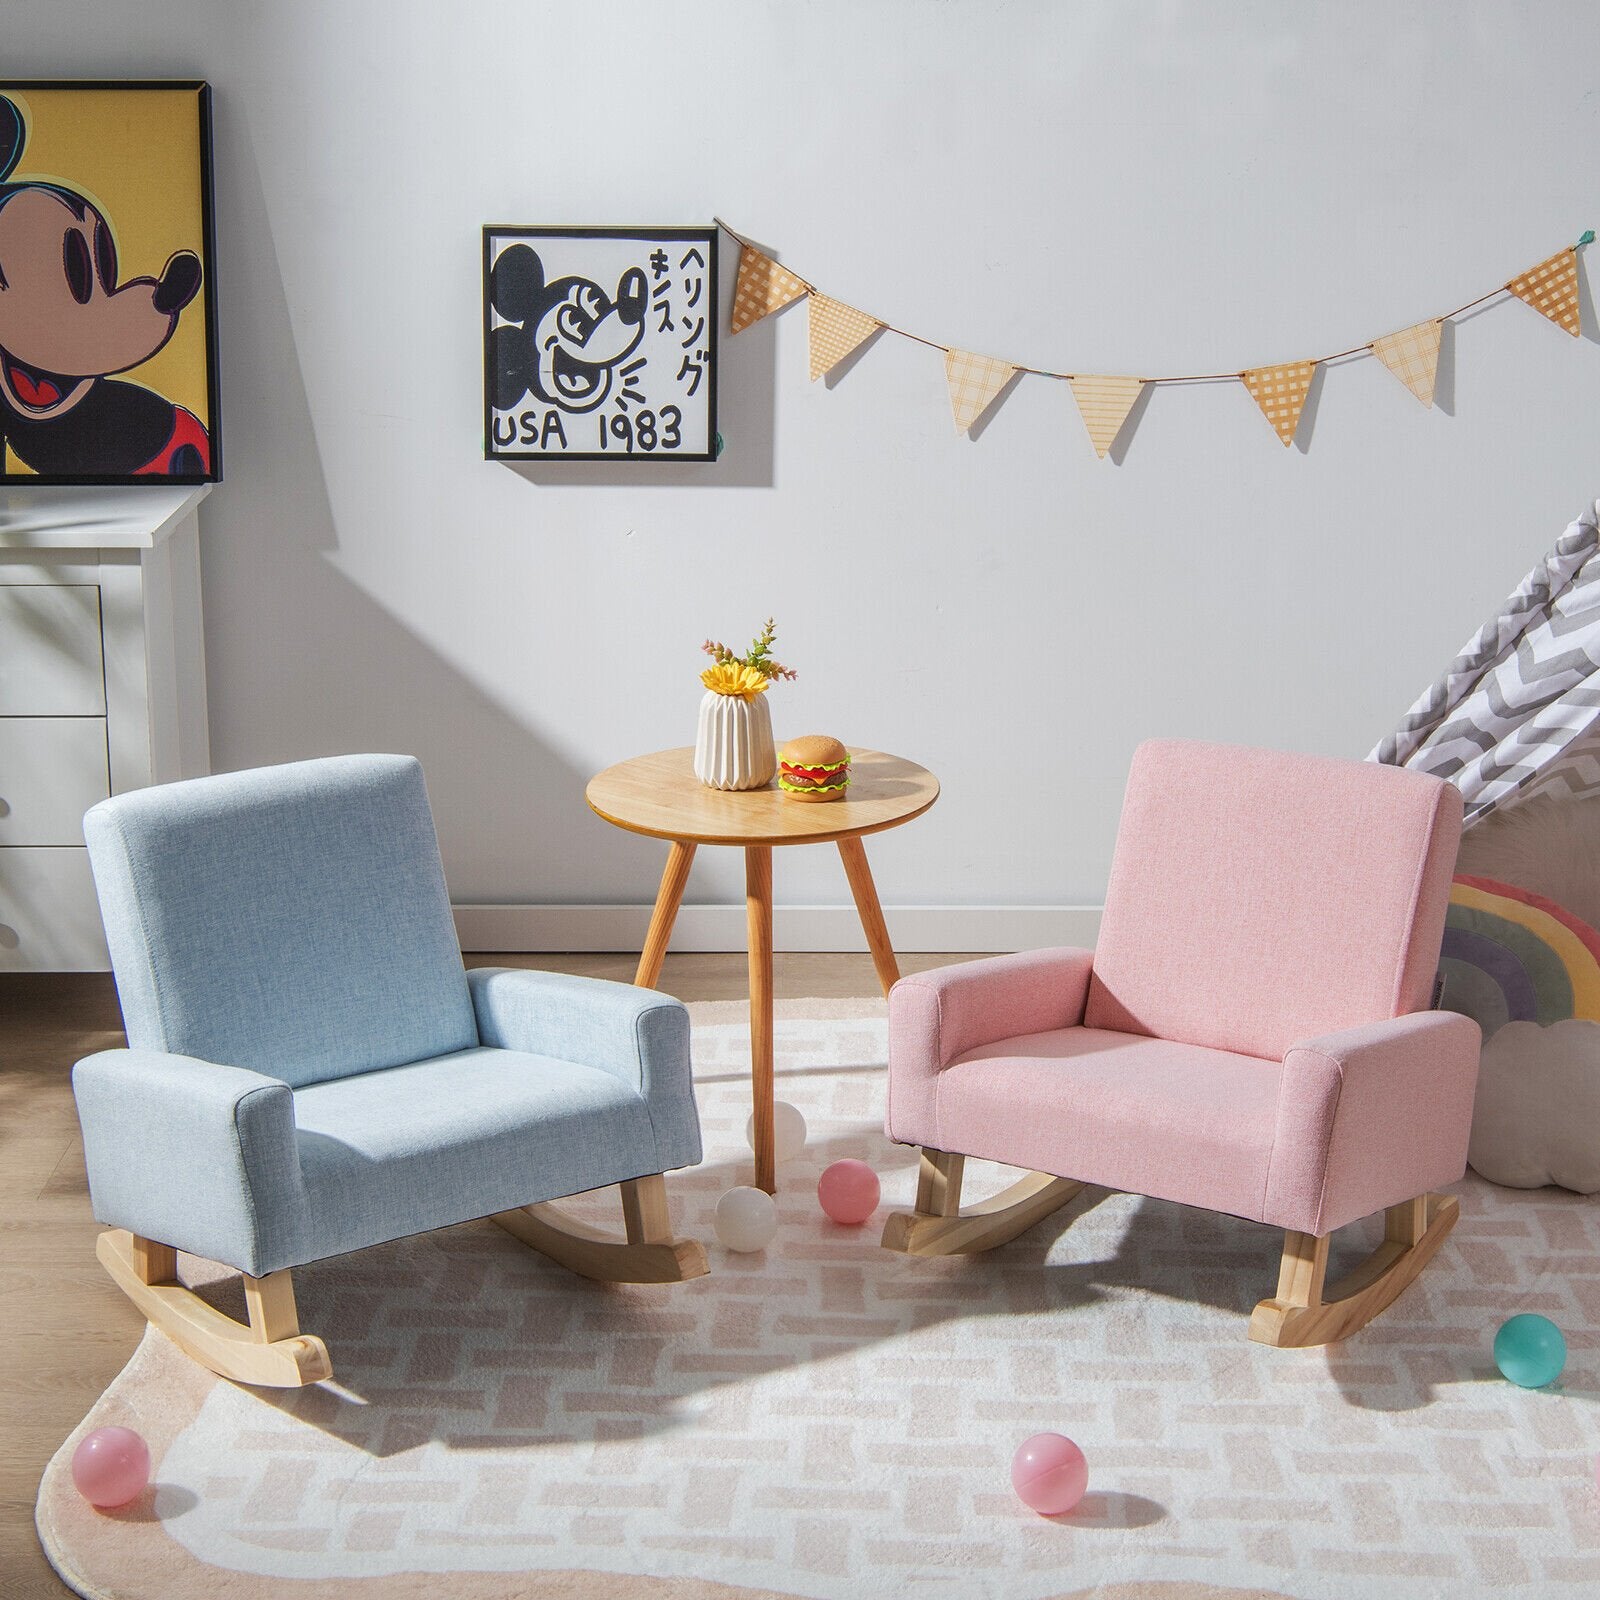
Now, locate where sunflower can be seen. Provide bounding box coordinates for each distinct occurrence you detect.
[700,661,771,700]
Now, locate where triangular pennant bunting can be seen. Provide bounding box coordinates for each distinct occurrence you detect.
[719,222,1590,458]
[1506,248,1581,337]
[1241,360,1318,446]
[945,349,1017,432]
[1068,375,1146,458]
[729,245,809,334]
[1371,319,1443,407]
[808,295,881,381]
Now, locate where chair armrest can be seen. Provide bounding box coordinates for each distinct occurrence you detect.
[1266,1011,1481,1237]
[890,948,1097,1071]
[885,948,1096,1148]
[467,967,701,1170]
[72,1049,306,1278]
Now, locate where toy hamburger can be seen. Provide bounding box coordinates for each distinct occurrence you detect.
[778,735,851,802]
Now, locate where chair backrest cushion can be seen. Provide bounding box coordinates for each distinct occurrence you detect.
[84,754,477,1088]
[1084,740,1462,1060]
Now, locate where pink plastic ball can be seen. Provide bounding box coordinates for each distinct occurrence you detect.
[817,1159,880,1225]
[1011,1432,1088,1516]
[71,1426,150,1509]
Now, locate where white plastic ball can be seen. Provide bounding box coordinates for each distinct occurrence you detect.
[746,1100,807,1164]
[714,1186,779,1252]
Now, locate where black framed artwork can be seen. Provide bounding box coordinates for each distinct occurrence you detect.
[483,225,717,462]
[0,81,220,484]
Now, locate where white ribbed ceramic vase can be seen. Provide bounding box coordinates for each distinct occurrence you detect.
[694,691,776,790]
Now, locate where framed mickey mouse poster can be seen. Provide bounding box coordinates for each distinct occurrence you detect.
[483,225,717,462]
[0,81,220,484]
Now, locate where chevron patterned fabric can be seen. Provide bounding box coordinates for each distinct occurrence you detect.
[37,1000,1600,1600]
[1374,499,1600,825]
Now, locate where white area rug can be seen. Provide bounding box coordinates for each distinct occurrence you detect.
[36,999,1600,1599]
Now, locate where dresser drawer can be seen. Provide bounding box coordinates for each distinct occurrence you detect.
[0,584,106,715]
[0,717,111,845]
[0,846,109,971]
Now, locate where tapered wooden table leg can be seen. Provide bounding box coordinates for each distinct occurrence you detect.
[634,840,696,989]
[746,844,776,1193]
[837,835,901,998]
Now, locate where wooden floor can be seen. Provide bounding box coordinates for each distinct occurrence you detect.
[0,951,961,1597]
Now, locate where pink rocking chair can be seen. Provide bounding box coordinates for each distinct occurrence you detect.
[882,740,1479,1346]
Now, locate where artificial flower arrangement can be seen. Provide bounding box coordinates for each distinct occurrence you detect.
[694,618,795,790]
[699,618,797,699]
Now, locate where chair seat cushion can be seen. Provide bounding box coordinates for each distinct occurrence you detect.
[291,1047,662,1264]
[937,1027,1283,1223]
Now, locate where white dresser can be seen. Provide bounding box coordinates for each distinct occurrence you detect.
[0,486,211,970]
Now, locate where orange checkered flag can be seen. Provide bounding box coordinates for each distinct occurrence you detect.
[808,295,881,381]
[729,245,809,334]
[1506,248,1581,337]
[1068,375,1146,458]
[945,349,1017,432]
[1371,319,1443,408]
[1241,360,1318,446]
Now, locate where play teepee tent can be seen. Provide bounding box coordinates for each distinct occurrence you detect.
[1373,498,1600,826]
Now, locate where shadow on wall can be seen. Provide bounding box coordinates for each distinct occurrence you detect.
[198,96,630,907]
[1292,362,1327,454]
[1434,318,1458,415]
[1580,251,1600,349]
[503,228,777,491]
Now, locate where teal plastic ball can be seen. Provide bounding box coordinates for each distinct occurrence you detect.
[1493,1313,1567,1388]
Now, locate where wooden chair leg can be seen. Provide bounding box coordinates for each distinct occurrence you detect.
[131,1235,177,1286]
[882,1147,1085,1256]
[1274,1230,1329,1309]
[1249,1192,1459,1347]
[1386,1195,1429,1248]
[99,1230,331,1387]
[244,1269,301,1344]
[494,1172,710,1284]
[620,1172,673,1243]
[916,1150,965,1218]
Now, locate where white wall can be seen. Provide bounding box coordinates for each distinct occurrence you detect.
[11,2,1600,938]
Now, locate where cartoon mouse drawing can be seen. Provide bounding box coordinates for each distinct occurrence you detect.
[0,94,210,479]
[489,243,647,416]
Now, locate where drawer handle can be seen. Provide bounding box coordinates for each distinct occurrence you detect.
[0,925,18,951]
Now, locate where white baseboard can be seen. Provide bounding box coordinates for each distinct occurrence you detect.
[453,903,1103,954]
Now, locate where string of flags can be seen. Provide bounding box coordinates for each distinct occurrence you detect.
[719,218,1593,456]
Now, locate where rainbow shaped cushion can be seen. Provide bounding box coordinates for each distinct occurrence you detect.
[1439,873,1600,1037]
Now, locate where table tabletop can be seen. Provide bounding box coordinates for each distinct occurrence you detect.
[586,747,939,847]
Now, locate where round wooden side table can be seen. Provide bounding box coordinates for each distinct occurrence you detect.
[587,747,939,1192]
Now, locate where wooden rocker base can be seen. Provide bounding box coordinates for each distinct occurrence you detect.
[881,1151,1086,1257]
[1248,1193,1458,1348]
[492,1173,709,1285]
[883,1151,1456,1350]
[97,1229,332,1388]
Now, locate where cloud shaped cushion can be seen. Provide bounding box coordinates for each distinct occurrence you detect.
[1469,1019,1600,1192]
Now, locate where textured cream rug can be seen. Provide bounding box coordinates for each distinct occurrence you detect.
[36,999,1600,1599]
